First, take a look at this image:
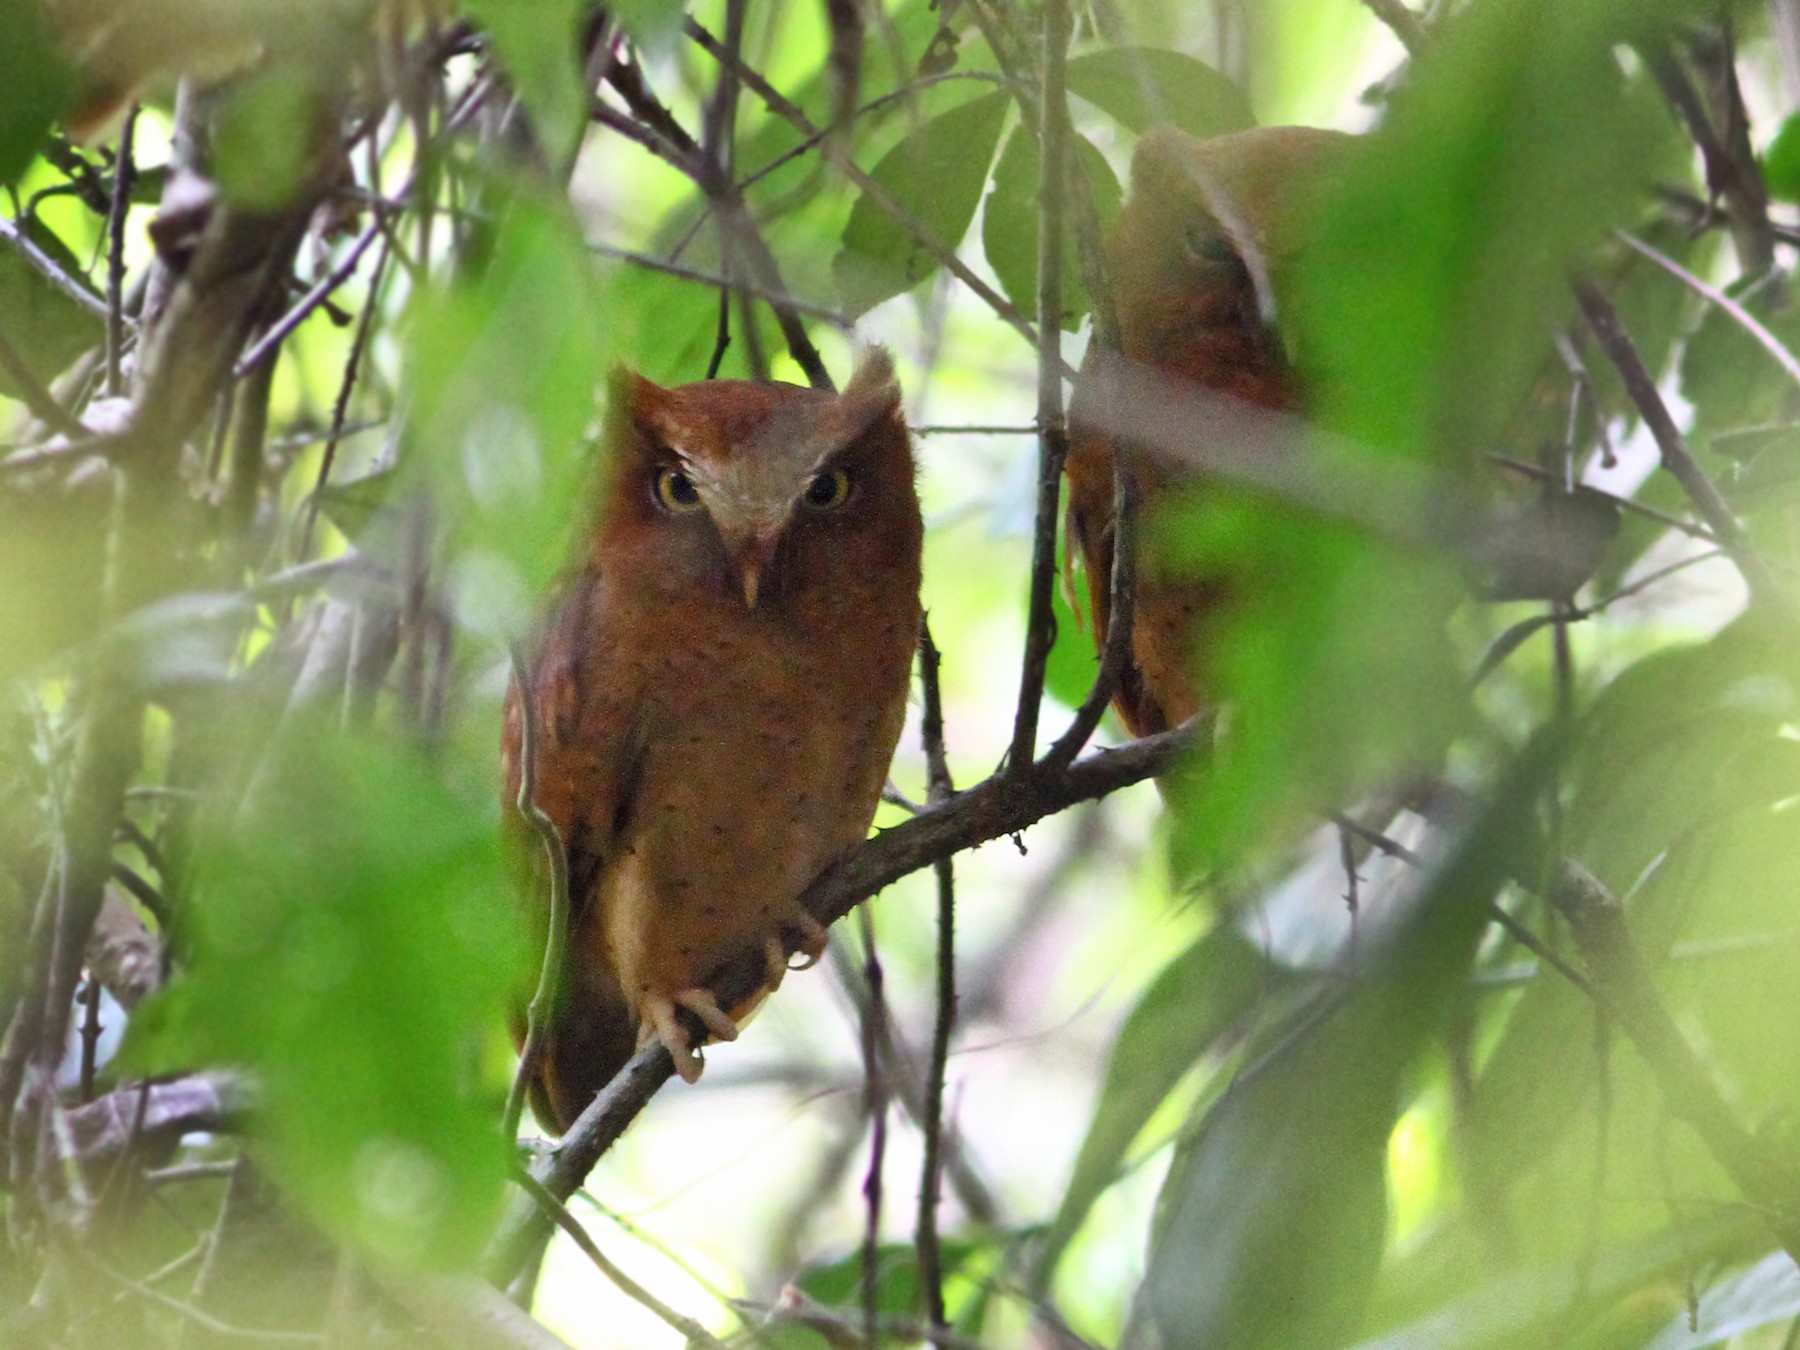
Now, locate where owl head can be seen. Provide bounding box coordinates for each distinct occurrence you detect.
[594,350,919,611]
[1114,125,1349,361]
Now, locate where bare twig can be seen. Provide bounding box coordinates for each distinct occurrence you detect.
[1358,0,1430,54]
[1008,0,1074,775]
[858,906,889,1350]
[0,214,111,318]
[1616,230,1800,388]
[512,1171,729,1349]
[1573,281,1782,606]
[104,108,140,398]
[685,19,1049,359]
[915,617,955,1339]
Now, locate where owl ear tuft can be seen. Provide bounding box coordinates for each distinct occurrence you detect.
[606,366,674,451]
[838,347,902,432]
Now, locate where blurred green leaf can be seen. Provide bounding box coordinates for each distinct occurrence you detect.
[1038,923,1282,1286]
[1163,495,1465,871]
[464,0,588,170]
[0,216,104,402]
[834,92,1008,317]
[1680,285,1800,444]
[981,128,1122,332]
[0,0,73,185]
[123,729,523,1271]
[1144,742,1553,1349]
[405,185,609,619]
[775,1241,982,1346]
[1064,48,1253,138]
[313,466,401,542]
[212,67,316,210]
[1764,112,1800,204]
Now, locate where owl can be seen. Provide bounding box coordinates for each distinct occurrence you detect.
[1065,125,1348,738]
[503,351,923,1132]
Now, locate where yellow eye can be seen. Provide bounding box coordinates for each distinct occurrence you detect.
[654,467,703,512]
[803,467,852,511]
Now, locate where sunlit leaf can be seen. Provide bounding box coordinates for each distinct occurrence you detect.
[123,729,525,1270]
[1064,48,1253,139]
[0,0,73,184]
[834,92,1008,317]
[1764,111,1800,204]
[981,128,1122,331]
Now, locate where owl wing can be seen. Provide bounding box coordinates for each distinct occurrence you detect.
[503,564,646,1132]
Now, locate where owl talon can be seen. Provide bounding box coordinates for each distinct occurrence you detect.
[639,989,739,1084]
[764,934,791,990]
[785,910,830,970]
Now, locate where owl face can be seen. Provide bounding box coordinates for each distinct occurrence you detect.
[594,351,915,611]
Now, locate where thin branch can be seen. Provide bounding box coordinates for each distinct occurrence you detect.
[1008,0,1074,775]
[915,617,955,1340]
[1357,0,1430,55]
[858,906,889,1350]
[1573,281,1783,607]
[0,214,111,319]
[512,1171,729,1350]
[685,18,1049,360]
[589,241,854,327]
[1487,454,1718,544]
[104,108,139,398]
[1616,230,1800,389]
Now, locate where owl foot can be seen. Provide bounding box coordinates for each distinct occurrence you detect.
[640,988,739,1084]
[785,909,830,971]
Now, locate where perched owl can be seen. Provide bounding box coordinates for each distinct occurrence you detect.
[1066,125,1348,737]
[503,351,923,1131]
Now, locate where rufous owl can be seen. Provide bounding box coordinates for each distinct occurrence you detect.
[503,351,923,1132]
[1066,125,1348,738]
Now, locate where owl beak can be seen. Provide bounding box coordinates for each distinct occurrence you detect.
[734,531,781,609]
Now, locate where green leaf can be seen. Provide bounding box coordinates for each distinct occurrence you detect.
[1765,112,1800,204]
[1144,742,1555,1349]
[0,216,104,403]
[123,730,526,1270]
[1064,48,1253,138]
[0,0,74,185]
[404,184,610,621]
[212,67,317,210]
[464,0,588,169]
[981,128,1122,331]
[1679,284,1800,443]
[1037,923,1281,1285]
[834,92,1008,318]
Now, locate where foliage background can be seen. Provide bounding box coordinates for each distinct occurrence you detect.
[5,0,1800,1347]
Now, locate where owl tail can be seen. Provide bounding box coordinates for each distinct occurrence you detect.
[523,959,639,1135]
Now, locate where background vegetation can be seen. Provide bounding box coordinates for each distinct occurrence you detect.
[5,0,1800,1346]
